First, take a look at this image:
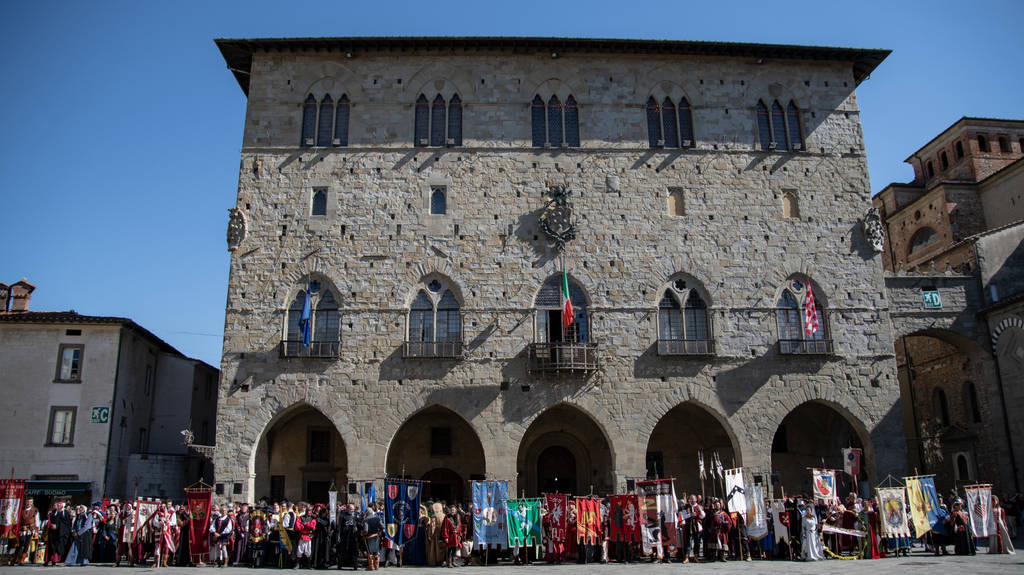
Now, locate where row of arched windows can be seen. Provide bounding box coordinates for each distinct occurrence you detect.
[299,93,803,151]
[281,274,829,355]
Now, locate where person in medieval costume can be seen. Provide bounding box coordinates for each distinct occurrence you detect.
[425,502,446,566]
[989,495,1016,554]
[71,504,95,565]
[312,505,331,568]
[337,503,361,570]
[441,505,461,568]
[211,504,234,567]
[97,503,118,563]
[230,502,249,566]
[175,503,192,566]
[248,507,268,567]
[279,503,297,568]
[947,500,971,556]
[362,507,383,571]
[162,503,181,567]
[800,503,824,561]
[292,504,316,569]
[115,502,134,566]
[565,500,578,561]
[151,503,167,568]
[683,494,704,563]
[45,499,72,565]
[16,500,39,564]
[706,500,731,562]
[265,503,281,568]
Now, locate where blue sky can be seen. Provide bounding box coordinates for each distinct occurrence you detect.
[1,0,1020,366]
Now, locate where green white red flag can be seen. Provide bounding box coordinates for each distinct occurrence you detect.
[561,262,574,329]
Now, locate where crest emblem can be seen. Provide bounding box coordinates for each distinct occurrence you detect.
[539,185,578,250]
[404,524,416,538]
[407,485,418,499]
[387,524,396,538]
[388,485,398,500]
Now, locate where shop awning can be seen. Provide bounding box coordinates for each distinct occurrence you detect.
[26,481,91,496]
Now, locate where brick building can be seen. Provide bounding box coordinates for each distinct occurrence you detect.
[213,37,902,504]
[874,117,1024,493]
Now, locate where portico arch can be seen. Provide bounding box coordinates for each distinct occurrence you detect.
[517,403,614,497]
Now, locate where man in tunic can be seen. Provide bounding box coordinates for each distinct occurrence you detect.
[336,503,360,570]
[210,504,234,567]
[426,502,446,566]
[72,504,95,565]
[45,500,72,566]
[708,499,732,562]
[16,500,39,564]
[312,504,331,568]
[294,503,316,568]
[682,494,704,563]
[233,503,250,565]
[363,507,384,571]
[442,505,462,568]
[115,502,134,566]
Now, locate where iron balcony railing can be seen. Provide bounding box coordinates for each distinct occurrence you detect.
[403,340,464,359]
[777,339,834,355]
[527,342,599,373]
[280,340,341,358]
[657,338,716,356]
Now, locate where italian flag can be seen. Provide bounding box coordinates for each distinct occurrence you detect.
[561,261,575,329]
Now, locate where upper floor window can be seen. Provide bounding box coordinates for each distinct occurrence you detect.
[908,227,938,256]
[534,274,588,343]
[408,281,462,343]
[932,387,950,426]
[955,140,964,159]
[776,276,830,354]
[532,94,580,148]
[940,151,949,170]
[757,100,803,151]
[781,191,799,219]
[978,134,990,153]
[284,282,340,357]
[667,188,685,216]
[46,406,76,446]
[927,161,935,178]
[963,381,982,424]
[311,188,327,216]
[415,94,462,147]
[55,344,83,382]
[658,281,710,341]
[301,94,349,147]
[999,136,1011,153]
[646,97,695,148]
[430,186,447,215]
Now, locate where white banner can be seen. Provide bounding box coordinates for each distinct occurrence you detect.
[812,469,836,503]
[876,487,910,537]
[770,501,791,544]
[963,485,992,538]
[724,468,746,514]
[745,485,767,540]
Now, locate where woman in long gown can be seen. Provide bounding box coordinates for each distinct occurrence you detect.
[989,495,1016,555]
[947,500,971,556]
[800,504,824,561]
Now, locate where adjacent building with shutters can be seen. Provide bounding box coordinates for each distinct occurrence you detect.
[213,37,904,504]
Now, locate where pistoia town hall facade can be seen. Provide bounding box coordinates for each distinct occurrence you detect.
[213,37,902,505]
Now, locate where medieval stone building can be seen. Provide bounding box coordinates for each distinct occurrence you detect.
[213,37,902,504]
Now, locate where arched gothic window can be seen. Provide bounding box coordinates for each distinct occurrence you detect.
[284,282,340,357]
[532,94,580,148]
[933,387,950,426]
[301,93,349,147]
[758,99,803,151]
[405,278,463,358]
[534,275,588,343]
[908,227,938,256]
[415,93,462,147]
[963,381,982,423]
[775,276,830,354]
[657,278,712,355]
[430,187,447,215]
[646,96,695,148]
[311,189,327,216]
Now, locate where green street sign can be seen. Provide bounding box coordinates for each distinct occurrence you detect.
[922,290,942,309]
[90,406,110,424]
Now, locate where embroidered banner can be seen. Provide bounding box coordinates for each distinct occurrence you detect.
[472,480,508,548]
[904,477,931,535]
[575,497,602,545]
[745,484,767,540]
[919,476,942,531]
[876,487,910,537]
[963,484,992,538]
[133,498,160,542]
[544,494,567,543]
[724,468,746,513]
[506,498,541,547]
[770,500,791,544]
[0,479,26,539]
[383,480,421,546]
[636,479,676,557]
[185,488,213,559]
[812,469,836,503]
[608,494,640,542]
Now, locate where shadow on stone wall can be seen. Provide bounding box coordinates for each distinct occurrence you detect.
[378,345,461,381]
[714,351,835,417]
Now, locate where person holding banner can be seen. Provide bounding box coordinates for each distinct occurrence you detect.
[15,500,38,565]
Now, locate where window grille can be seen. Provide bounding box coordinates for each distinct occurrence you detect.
[414,95,430,146]
[756,101,771,150]
[301,95,318,146]
[447,94,462,146]
[547,95,563,148]
[661,98,679,148]
[430,94,446,147]
[317,94,334,147]
[646,97,661,147]
[334,95,350,146]
[771,101,789,151]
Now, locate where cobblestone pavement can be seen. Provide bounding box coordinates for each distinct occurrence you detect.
[4,552,1022,575]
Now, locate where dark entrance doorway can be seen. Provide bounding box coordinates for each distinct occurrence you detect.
[306,480,330,504]
[421,467,464,504]
[537,445,576,494]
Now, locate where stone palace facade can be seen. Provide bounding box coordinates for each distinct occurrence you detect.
[213,37,902,504]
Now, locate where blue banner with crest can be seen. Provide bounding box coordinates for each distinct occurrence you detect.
[472,480,508,548]
[384,480,421,546]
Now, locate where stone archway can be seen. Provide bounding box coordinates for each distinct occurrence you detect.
[517,404,614,497]
[385,405,485,506]
[253,405,347,504]
[645,401,738,498]
[771,401,868,499]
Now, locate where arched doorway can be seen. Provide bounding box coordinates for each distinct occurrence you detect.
[646,402,737,498]
[517,404,614,497]
[386,405,485,506]
[253,405,347,504]
[771,401,867,499]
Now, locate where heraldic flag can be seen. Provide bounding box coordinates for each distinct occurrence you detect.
[544,494,567,543]
[506,498,542,547]
[770,500,790,545]
[575,497,602,545]
[812,469,836,503]
[472,480,508,548]
[724,468,747,513]
[919,476,942,531]
[609,494,640,543]
[745,484,768,540]
[0,479,25,539]
[876,487,910,538]
[636,479,677,558]
[904,477,931,535]
[963,484,993,538]
[384,480,421,545]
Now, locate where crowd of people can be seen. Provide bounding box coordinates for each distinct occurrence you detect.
[6,488,1020,568]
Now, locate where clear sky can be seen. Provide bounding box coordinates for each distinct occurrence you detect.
[1,0,1020,367]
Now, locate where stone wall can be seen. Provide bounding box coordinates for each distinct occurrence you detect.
[215,46,903,502]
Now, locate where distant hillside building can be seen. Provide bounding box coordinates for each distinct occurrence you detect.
[874,117,1024,493]
[0,280,218,509]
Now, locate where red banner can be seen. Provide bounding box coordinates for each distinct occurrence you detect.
[575,497,601,544]
[186,489,213,559]
[544,494,567,543]
[609,494,640,542]
[0,479,26,539]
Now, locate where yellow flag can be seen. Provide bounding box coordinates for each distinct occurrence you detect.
[905,478,930,535]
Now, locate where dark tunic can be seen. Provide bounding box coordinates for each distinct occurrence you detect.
[234,511,250,563]
[49,509,72,561]
[312,513,331,568]
[336,511,360,568]
[364,515,383,555]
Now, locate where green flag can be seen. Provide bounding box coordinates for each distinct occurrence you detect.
[505,498,541,547]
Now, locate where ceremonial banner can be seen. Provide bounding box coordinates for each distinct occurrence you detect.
[920,476,942,531]
[185,488,213,559]
[724,468,746,513]
[843,448,862,478]
[876,487,910,537]
[636,479,677,557]
[133,498,160,541]
[745,484,767,540]
[770,500,791,544]
[544,494,567,543]
[506,498,541,547]
[823,524,867,538]
[472,480,508,548]
[328,490,337,525]
[812,469,836,503]
[608,494,640,542]
[384,480,421,546]
[575,497,602,545]
[904,477,931,535]
[0,479,25,539]
[963,485,992,538]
